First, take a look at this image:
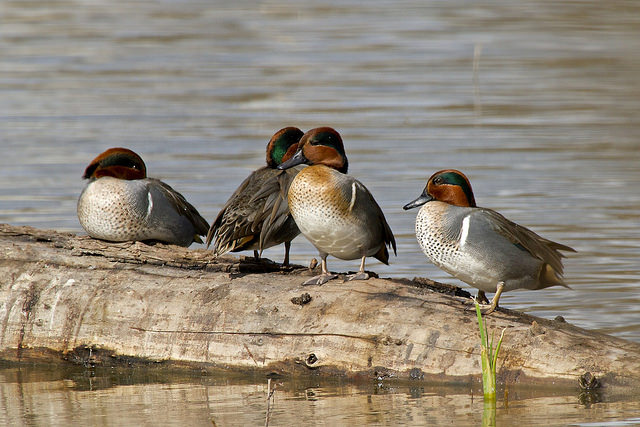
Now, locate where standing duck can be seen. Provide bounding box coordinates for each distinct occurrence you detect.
[77,147,209,247]
[278,127,396,285]
[403,169,575,313]
[206,127,304,265]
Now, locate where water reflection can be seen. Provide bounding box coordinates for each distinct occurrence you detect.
[1,365,639,426]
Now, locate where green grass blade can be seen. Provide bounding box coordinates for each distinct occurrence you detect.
[475,300,506,401]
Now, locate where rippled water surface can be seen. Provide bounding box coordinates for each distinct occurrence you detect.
[2,365,640,427]
[1,0,640,424]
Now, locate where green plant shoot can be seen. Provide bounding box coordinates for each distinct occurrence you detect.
[475,300,506,400]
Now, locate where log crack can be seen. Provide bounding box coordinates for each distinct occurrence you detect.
[130,327,380,344]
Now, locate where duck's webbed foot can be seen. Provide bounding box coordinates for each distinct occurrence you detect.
[345,272,370,281]
[465,300,498,315]
[478,300,499,315]
[302,273,338,286]
[467,283,505,315]
[344,256,371,282]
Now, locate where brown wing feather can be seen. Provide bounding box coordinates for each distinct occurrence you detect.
[255,166,302,252]
[207,166,302,256]
[206,167,270,255]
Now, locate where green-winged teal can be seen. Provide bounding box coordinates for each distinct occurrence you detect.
[78,147,209,247]
[206,127,304,265]
[404,169,575,313]
[278,127,396,285]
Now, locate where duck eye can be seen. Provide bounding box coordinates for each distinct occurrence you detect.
[433,176,443,185]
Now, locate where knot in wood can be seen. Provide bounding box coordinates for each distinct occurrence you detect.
[306,353,318,365]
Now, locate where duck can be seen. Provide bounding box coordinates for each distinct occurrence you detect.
[278,127,396,285]
[77,147,209,247]
[205,127,304,265]
[403,169,575,313]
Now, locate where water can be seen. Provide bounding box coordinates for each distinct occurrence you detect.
[1,0,640,424]
[1,365,639,427]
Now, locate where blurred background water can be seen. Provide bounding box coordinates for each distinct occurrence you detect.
[1,0,639,424]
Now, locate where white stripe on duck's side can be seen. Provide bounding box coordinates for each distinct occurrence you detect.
[459,215,471,248]
[146,190,154,218]
[348,182,357,212]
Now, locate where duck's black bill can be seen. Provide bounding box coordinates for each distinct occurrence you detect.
[277,149,306,170]
[403,191,433,210]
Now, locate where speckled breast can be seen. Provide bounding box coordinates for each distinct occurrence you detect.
[287,166,374,260]
[77,177,152,242]
[414,202,466,274]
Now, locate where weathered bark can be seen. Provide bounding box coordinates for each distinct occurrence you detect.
[1,223,639,390]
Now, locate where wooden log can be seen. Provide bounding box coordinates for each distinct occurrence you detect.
[1,223,639,390]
